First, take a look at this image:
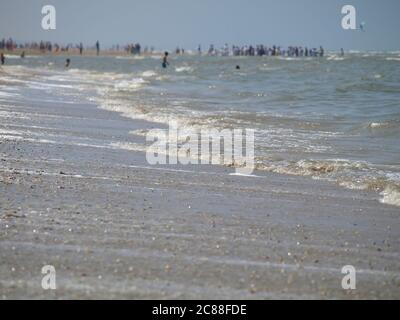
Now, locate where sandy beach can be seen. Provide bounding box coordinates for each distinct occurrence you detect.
[0,63,399,300]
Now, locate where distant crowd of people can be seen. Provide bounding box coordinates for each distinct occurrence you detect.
[1,38,152,57]
[1,38,60,52]
[0,38,18,51]
[0,38,102,55]
[203,44,326,57]
[1,37,331,58]
[1,37,344,69]
[125,43,141,55]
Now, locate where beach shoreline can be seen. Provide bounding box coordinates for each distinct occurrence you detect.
[0,69,399,299]
[1,48,164,58]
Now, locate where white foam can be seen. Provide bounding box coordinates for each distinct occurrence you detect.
[0,134,23,141]
[0,91,20,98]
[141,70,158,77]
[380,187,400,207]
[115,56,132,60]
[4,55,21,59]
[368,122,390,129]
[114,78,148,91]
[0,129,23,136]
[110,141,146,152]
[386,57,400,61]
[175,66,193,73]
[327,55,345,61]
[229,173,260,178]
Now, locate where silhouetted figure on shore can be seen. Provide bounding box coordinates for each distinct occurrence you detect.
[1,53,5,65]
[96,41,100,56]
[20,51,25,58]
[162,52,169,68]
[79,43,83,55]
[319,46,324,57]
[65,58,71,68]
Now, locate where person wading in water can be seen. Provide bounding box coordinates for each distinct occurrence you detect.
[162,52,169,68]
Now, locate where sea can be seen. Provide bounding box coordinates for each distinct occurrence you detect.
[1,51,399,206]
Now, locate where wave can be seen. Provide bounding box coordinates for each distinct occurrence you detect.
[277,57,297,61]
[255,158,400,207]
[141,70,158,77]
[0,91,20,98]
[115,55,145,60]
[4,55,21,59]
[367,121,397,129]
[386,57,400,61]
[256,158,368,177]
[113,78,148,91]
[326,55,346,61]
[336,82,400,93]
[175,66,194,73]
[380,186,400,207]
[46,57,400,208]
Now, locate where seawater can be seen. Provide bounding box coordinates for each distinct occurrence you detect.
[1,52,400,206]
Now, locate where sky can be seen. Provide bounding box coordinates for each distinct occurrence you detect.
[0,0,399,50]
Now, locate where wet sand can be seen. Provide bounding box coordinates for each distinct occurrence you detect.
[0,77,399,299]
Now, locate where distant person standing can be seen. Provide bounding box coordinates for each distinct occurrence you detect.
[65,59,71,68]
[162,52,169,68]
[340,48,345,56]
[79,43,83,55]
[1,53,5,65]
[20,51,25,58]
[96,41,100,56]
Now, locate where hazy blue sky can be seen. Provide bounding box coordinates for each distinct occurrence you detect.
[1,0,399,50]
